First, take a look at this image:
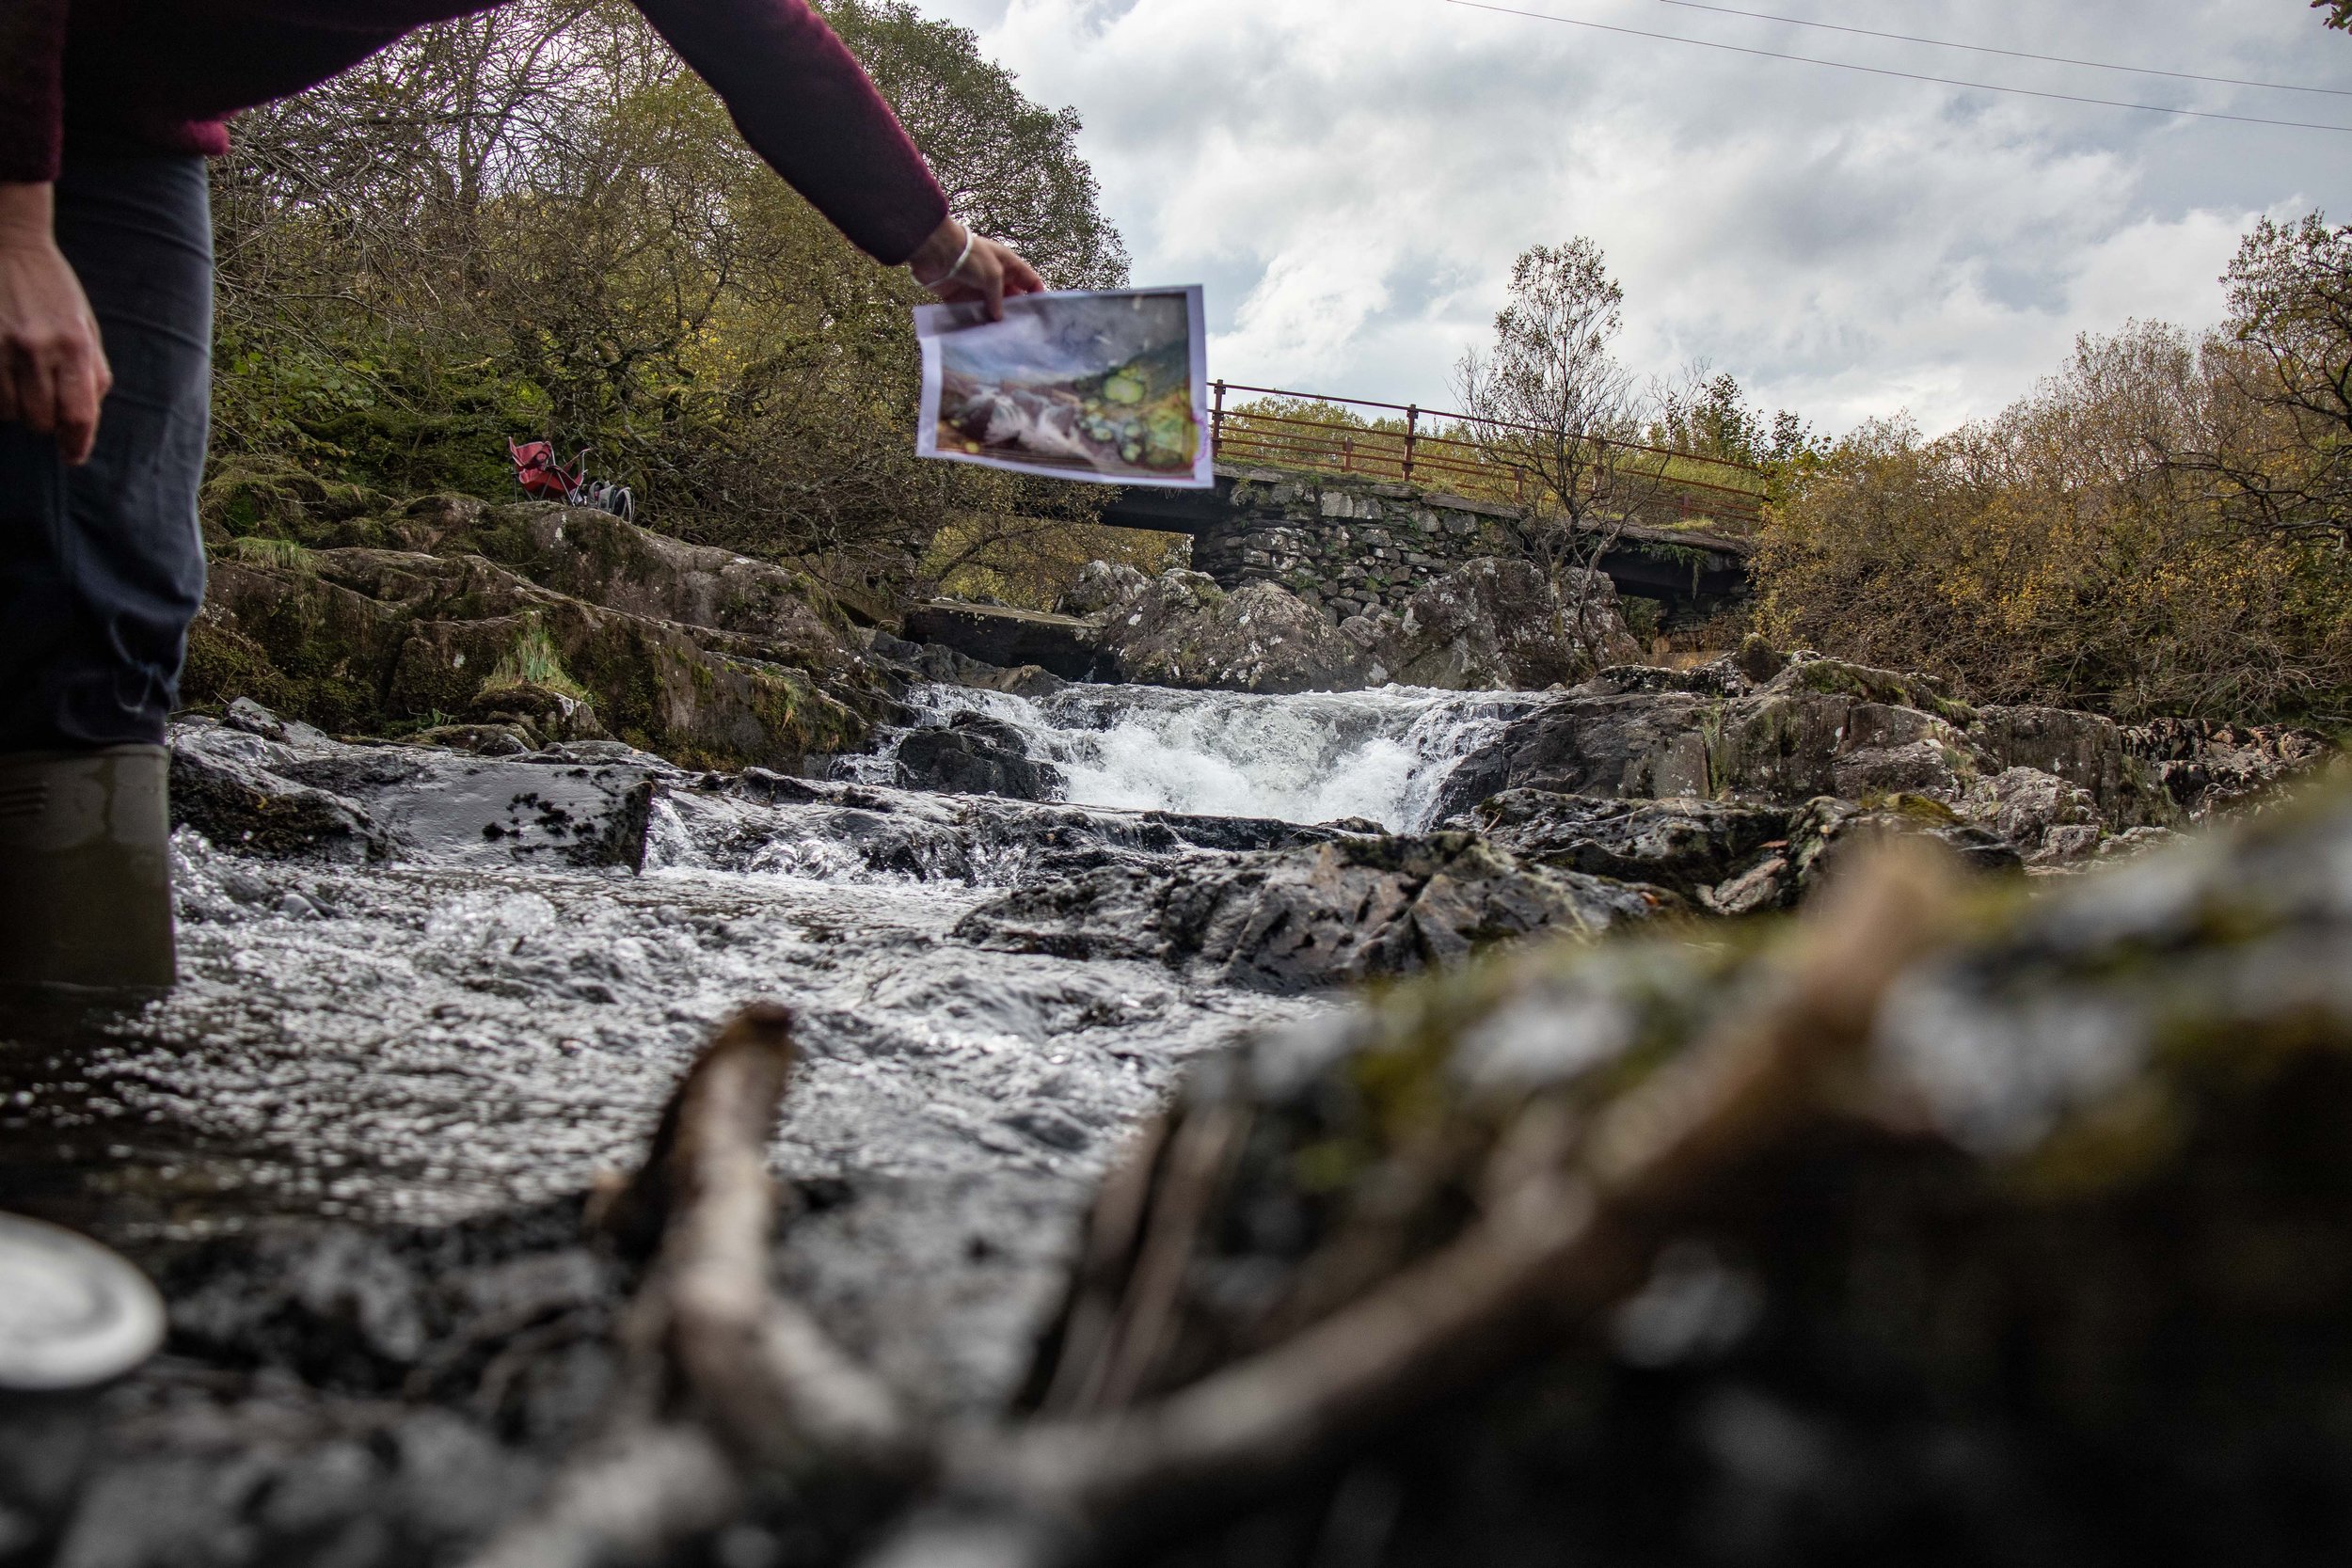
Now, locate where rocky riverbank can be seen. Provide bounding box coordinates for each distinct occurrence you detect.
[6,494,2345,1567]
[13,716,2344,1567]
[189,480,895,770]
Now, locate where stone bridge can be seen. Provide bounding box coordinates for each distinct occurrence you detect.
[1103,464,1753,627]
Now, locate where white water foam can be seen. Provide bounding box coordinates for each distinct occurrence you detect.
[849,683,1545,832]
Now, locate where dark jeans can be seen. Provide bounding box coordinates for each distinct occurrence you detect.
[0,153,212,752]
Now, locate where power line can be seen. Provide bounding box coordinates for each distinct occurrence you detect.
[1445,0,2352,134]
[1651,0,2352,100]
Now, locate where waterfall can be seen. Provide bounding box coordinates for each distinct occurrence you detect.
[842,682,1546,832]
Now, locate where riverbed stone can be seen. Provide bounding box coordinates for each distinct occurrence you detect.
[954,832,1679,990]
[170,713,661,869]
[185,494,889,770]
[1054,559,1151,619]
[187,547,879,772]
[1457,789,1791,895]
[893,712,1064,801]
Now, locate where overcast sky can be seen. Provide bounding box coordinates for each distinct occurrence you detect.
[917,0,2352,436]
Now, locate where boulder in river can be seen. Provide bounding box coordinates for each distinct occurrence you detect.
[1456,788,1792,895]
[1360,556,1643,690]
[1095,572,1373,694]
[185,490,889,770]
[1433,654,2168,832]
[955,830,1680,990]
[170,709,660,868]
[1055,559,1152,619]
[1056,556,1643,696]
[892,710,1065,800]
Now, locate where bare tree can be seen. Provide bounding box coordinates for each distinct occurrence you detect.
[1454,240,1671,671]
[2157,214,2352,547]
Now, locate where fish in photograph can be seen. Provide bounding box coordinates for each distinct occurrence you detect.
[916,286,1213,486]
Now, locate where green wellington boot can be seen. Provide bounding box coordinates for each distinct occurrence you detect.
[0,747,177,992]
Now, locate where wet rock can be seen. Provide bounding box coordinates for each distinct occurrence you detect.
[900,602,1102,681]
[1429,689,1723,816]
[51,1202,613,1568]
[1431,657,1997,822]
[662,768,1354,887]
[1361,557,1642,690]
[866,629,1065,698]
[955,832,1679,990]
[168,727,388,862]
[1458,789,1791,896]
[1097,573,1373,694]
[893,712,1065,800]
[170,714,660,870]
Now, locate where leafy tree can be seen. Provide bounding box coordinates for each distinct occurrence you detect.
[820,0,1128,290]
[208,0,1128,613]
[1654,366,1768,467]
[2316,0,2352,31]
[1455,240,1677,669]
[2163,214,2352,545]
[1756,319,2352,722]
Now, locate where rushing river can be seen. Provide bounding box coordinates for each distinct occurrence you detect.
[0,681,1528,1415]
[848,682,1542,831]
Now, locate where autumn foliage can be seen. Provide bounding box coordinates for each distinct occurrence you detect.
[1755,221,2352,725]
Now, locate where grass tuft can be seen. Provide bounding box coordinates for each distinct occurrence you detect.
[483,618,595,703]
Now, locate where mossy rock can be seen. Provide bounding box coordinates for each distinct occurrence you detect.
[199,462,393,543]
[1773,655,1978,725]
[1042,783,2352,1566]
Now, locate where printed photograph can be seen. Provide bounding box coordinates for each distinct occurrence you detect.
[916,285,1211,487]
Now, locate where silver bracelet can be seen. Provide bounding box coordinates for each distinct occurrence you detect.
[922,226,977,288]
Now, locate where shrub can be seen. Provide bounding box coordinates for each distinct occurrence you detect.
[1755,320,2352,723]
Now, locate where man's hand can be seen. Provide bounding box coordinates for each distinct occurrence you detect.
[908,217,1044,322]
[0,182,110,465]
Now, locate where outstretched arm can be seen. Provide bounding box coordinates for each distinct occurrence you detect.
[634,0,945,263]
[635,0,1045,315]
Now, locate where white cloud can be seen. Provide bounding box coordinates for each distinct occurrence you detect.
[918,0,2352,433]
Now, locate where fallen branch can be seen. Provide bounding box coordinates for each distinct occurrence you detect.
[465,1004,924,1568]
[864,842,1958,1568]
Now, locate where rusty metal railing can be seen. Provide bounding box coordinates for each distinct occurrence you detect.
[1205,381,1767,526]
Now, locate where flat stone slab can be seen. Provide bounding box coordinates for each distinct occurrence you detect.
[903,600,1102,679]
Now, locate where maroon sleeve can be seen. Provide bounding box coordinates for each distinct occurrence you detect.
[0,0,69,183]
[633,0,948,266]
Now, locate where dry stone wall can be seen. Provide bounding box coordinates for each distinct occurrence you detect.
[1186,472,1508,625]
[1181,468,1746,627]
